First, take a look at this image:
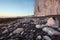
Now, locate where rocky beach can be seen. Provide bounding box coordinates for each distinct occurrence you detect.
[0,17,60,40]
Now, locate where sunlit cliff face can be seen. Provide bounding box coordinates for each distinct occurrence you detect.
[34,0,60,16]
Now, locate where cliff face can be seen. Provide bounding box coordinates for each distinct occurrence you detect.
[34,0,60,16]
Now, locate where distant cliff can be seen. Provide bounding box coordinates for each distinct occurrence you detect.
[34,0,60,16]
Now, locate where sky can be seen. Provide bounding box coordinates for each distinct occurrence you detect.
[0,0,34,17]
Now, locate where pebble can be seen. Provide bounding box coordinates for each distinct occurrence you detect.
[37,35,41,39]
[13,28,24,34]
[43,36,51,40]
[36,25,41,29]
[2,29,8,34]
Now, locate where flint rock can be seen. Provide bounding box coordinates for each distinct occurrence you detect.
[13,28,24,34]
[36,25,41,29]
[36,35,41,40]
[42,27,60,35]
[46,17,59,28]
[2,29,8,34]
[43,36,51,40]
[36,24,45,29]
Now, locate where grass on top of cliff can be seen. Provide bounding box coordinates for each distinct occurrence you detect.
[0,17,22,24]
